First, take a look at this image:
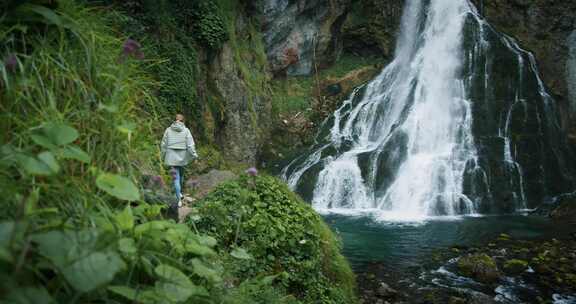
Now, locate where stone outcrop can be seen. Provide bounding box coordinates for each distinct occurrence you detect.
[482,0,576,132]
[259,0,352,76]
[341,0,404,60]
[200,9,272,165]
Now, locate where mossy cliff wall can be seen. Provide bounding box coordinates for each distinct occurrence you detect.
[481,0,576,137]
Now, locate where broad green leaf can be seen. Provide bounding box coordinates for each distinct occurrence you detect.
[155,264,192,286]
[197,235,217,248]
[118,238,137,255]
[31,122,79,147]
[230,247,252,260]
[183,239,215,256]
[155,282,197,303]
[16,155,54,176]
[31,230,99,267]
[62,251,126,293]
[30,134,56,150]
[134,221,170,236]
[4,286,54,304]
[191,258,221,282]
[60,145,90,163]
[38,151,60,174]
[115,205,134,231]
[96,173,140,201]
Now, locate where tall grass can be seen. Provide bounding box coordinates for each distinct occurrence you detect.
[0,0,162,219]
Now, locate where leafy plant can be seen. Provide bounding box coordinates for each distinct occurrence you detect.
[191,175,357,304]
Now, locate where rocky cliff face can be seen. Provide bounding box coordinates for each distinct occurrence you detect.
[482,0,576,133]
[259,0,351,76]
[568,31,576,116]
[206,8,272,165]
[341,0,403,60]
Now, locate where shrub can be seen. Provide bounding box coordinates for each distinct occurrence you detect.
[190,175,357,304]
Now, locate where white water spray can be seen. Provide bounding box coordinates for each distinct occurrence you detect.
[281,0,571,220]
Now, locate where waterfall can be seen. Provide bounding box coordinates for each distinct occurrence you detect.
[282,0,576,220]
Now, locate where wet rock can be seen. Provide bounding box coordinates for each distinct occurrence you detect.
[484,0,576,132]
[457,253,501,284]
[503,259,529,275]
[341,0,404,59]
[376,281,398,298]
[567,30,576,114]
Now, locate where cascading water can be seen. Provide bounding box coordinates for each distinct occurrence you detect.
[282,0,575,220]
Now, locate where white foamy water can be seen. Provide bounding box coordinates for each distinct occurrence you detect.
[280,0,554,221]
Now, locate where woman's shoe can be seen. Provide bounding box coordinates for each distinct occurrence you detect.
[178,199,182,208]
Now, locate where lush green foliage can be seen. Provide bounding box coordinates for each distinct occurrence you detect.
[271,54,385,117]
[0,1,355,303]
[110,0,205,139]
[191,175,357,304]
[190,0,228,49]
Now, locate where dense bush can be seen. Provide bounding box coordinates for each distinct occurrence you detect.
[189,0,228,49]
[191,175,357,304]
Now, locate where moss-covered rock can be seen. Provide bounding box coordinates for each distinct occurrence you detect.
[457,254,501,284]
[503,259,529,275]
[191,175,357,304]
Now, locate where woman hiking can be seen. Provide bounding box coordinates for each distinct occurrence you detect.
[161,114,198,207]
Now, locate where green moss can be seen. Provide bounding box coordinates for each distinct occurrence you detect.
[457,254,501,284]
[216,0,270,133]
[192,175,358,304]
[271,54,384,116]
[503,259,529,275]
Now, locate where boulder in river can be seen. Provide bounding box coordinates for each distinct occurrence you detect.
[503,259,529,275]
[457,253,501,284]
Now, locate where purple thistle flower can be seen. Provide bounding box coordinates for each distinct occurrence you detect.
[4,54,17,72]
[152,175,165,188]
[120,39,144,61]
[245,167,258,177]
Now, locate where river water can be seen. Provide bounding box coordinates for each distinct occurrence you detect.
[322,214,573,270]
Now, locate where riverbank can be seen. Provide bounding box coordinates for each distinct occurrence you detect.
[353,229,576,304]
